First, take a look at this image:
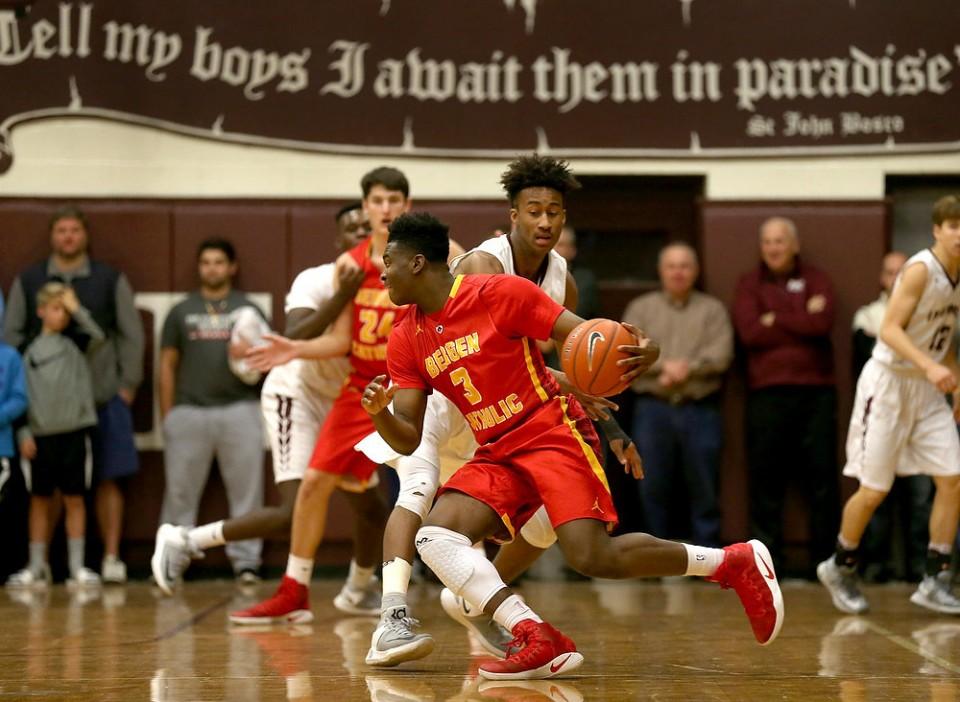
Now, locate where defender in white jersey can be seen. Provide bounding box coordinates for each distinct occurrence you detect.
[152,203,377,595]
[818,195,960,616]
[364,155,643,667]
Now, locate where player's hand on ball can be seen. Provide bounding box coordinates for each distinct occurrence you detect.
[362,374,397,415]
[616,323,660,382]
[245,333,297,372]
[610,438,643,480]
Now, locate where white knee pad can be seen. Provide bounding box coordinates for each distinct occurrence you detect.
[394,456,440,521]
[416,526,505,610]
[519,506,558,549]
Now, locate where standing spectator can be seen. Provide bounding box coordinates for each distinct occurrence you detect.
[623,243,733,546]
[0,329,27,572]
[732,216,839,572]
[4,207,144,583]
[8,283,103,587]
[554,226,600,320]
[158,238,267,582]
[853,252,933,582]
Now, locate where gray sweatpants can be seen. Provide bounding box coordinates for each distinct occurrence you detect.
[160,401,264,572]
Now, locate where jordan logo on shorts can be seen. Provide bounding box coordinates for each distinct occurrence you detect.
[592,498,604,514]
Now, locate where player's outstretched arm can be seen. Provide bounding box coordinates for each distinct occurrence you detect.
[284,266,364,340]
[361,376,428,455]
[246,304,353,371]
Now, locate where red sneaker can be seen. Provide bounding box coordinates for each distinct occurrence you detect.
[229,576,313,625]
[708,539,784,645]
[479,620,584,681]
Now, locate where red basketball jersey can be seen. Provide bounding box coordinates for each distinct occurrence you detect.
[388,274,565,445]
[346,238,397,386]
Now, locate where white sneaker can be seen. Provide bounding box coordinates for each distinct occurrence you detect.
[101,556,127,584]
[151,524,203,596]
[817,557,868,614]
[439,587,511,658]
[365,605,435,667]
[66,567,101,588]
[333,577,381,616]
[910,573,960,614]
[5,564,51,590]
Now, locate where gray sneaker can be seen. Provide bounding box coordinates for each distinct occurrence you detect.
[333,578,381,616]
[910,572,960,615]
[365,605,435,666]
[439,587,512,658]
[151,524,203,596]
[817,557,868,614]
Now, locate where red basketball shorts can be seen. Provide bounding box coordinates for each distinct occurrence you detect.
[439,395,618,542]
[308,384,379,484]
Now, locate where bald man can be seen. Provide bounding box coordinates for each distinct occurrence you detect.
[732,217,839,574]
[623,243,733,546]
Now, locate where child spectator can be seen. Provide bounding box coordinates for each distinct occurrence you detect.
[7,283,104,588]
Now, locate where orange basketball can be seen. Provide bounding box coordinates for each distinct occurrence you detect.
[560,318,637,397]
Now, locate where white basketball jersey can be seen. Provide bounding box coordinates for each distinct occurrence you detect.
[263,263,351,399]
[451,235,568,305]
[873,249,960,369]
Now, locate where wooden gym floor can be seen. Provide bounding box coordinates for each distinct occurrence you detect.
[1,579,957,701]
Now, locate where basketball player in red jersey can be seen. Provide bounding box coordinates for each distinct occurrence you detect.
[231,167,424,624]
[363,212,784,680]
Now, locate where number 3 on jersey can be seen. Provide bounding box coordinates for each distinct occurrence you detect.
[451,367,483,405]
[358,309,395,343]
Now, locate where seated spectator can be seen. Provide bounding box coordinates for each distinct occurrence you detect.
[623,243,733,546]
[8,283,104,588]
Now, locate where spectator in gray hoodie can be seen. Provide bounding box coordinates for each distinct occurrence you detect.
[7,283,104,589]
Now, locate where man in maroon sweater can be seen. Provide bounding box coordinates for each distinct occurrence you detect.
[732,216,839,575]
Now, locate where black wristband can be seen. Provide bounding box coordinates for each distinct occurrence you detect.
[596,414,630,445]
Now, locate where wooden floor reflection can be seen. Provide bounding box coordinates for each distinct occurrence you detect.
[1,578,958,701]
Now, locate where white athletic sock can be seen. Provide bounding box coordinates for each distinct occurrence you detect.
[347,560,375,590]
[67,538,84,577]
[837,534,859,551]
[28,542,47,573]
[189,521,225,550]
[929,542,952,555]
[493,594,542,632]
[285,554,313,586]
[683,544,725,577]
[382,557,412,596]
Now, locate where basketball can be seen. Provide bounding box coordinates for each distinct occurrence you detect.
[560,318,637,397]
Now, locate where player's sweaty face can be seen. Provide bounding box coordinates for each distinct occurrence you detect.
[934,218,960,258]
[381,242,413,305]
[364,185,410,239]
[337,209,371,249]
[511,187,565,253]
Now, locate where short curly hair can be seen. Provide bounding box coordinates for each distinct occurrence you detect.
[500,154,581,206]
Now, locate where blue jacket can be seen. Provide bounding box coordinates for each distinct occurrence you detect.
[0,343,27,457]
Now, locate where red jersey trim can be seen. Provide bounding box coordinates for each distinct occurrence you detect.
[559,396,610,493]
